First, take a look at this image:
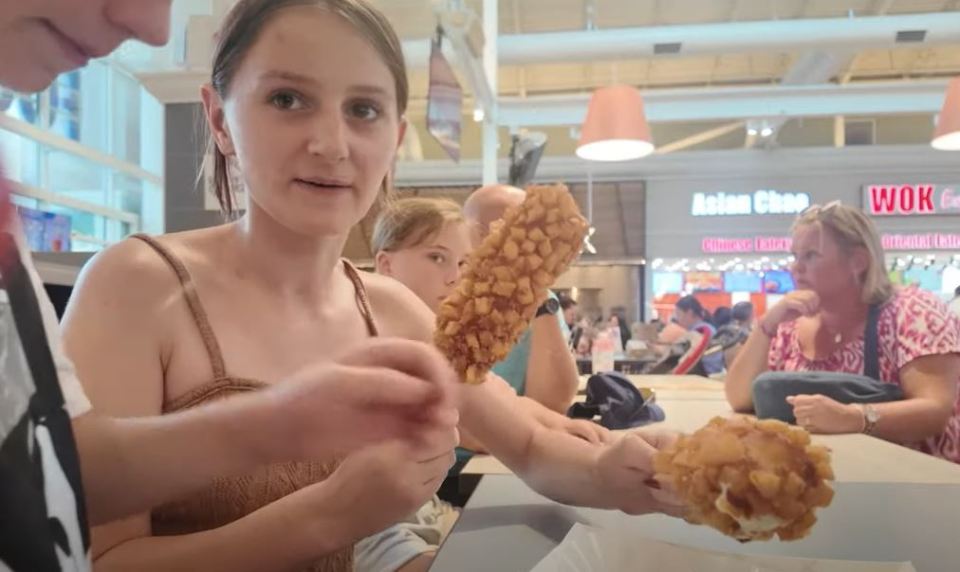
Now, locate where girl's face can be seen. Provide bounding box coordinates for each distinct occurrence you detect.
[378,221,472,312]
[203,6,405,238]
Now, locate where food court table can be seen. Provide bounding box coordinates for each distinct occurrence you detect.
[431,474,960,572]
[463,375,960,485]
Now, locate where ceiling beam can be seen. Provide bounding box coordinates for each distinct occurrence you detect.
[401,12,960,69]
[497,80,947,127]
[753,49,857,147]
[394,145,957,187]
[656,122,745,154]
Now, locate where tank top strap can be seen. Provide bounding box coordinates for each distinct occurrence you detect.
[341,259,379,337]
[129,234,227,379]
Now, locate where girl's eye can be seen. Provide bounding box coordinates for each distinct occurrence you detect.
[269,91,305,111]
[428,253,446,264]
[349,101,382,121]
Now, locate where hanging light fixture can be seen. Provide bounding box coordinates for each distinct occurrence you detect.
[932,77,960,151]
[576,85,654,161]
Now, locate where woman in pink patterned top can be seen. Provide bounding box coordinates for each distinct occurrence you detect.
[725,201,960,464]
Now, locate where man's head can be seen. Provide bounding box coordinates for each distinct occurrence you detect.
[731,301,754,325]
[0,0,173,92]
[559,294,578,326]
[462,184,526,248]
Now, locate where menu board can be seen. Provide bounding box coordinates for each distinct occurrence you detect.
[762,270,795,293]
[652,271,683,295]
[685,271,723,292]
[723,271,762,292]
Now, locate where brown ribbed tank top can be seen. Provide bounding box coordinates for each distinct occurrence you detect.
[130,234,379,572]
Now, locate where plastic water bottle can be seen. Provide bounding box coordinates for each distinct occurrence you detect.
[592,329,616,373]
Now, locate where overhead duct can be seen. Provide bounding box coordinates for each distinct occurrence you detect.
[496,80,948,127]
[402,13,960,69]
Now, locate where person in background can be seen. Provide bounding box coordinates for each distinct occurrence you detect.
[371,197,609,447]
[730,301,755,329]
[702,302,755,375]
[462,184,580,414]
[560,294,583,351]
[721,302,755,368]
[950,285,960,317]
[701,305,732,376]
[608,312,632,351]
[711,306,732,329]
[575,328,595,359]
[673,295,716,337]
[0,1,459,570]
[725,202,960,463]
[367,196,610,572]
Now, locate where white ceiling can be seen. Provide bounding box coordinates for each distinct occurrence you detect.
[381,0,960,101]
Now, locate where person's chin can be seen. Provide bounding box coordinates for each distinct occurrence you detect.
[0,61,59,94]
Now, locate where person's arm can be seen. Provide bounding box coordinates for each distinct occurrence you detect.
[525,310,579,413]
[862,354,958,443]
[73,342,457,526]
[725,291,821,412]
[790,354,959,441]
[723,328,775,412]
[460,382,678,514]
[92,481,355,571]
[380,281,677,515]
[92,436,456,571]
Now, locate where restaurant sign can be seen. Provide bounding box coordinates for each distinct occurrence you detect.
[703,233,960,254]
[863,184,960,216]
[691,190,811,217]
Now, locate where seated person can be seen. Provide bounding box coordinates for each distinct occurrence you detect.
[561,295,584,351]
[719,301,754,368]
[725,203,960,464]
[62,4,679,571]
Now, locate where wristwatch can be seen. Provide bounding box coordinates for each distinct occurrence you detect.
[535,297,560,318]
[860,404,880,435]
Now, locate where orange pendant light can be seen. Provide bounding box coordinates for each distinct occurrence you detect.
[576,85,655,161]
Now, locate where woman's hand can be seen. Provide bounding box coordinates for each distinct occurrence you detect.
[312,432,459,544]
[760,290,821,333]
[788,394,864,434]
[595,429,685,516]
[264,338,460,463]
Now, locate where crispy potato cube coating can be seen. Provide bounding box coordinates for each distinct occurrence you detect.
[434,184,589,384]
[654,416,834,542]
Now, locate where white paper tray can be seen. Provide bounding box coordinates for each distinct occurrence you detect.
[530,524,916,572]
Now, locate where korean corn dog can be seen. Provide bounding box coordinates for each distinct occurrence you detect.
[654,416,835,542]
[434,184,589,384]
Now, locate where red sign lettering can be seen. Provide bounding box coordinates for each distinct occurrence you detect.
[869,186,898,215]
[865,184,950,216]
[918,185,935,212]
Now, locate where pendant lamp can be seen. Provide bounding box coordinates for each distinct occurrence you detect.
[576,85,654,161]
[932,77,960,151]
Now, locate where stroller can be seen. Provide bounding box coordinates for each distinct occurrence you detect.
[644,324,715,376]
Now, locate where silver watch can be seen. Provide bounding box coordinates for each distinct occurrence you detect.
[860,404,879,435]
